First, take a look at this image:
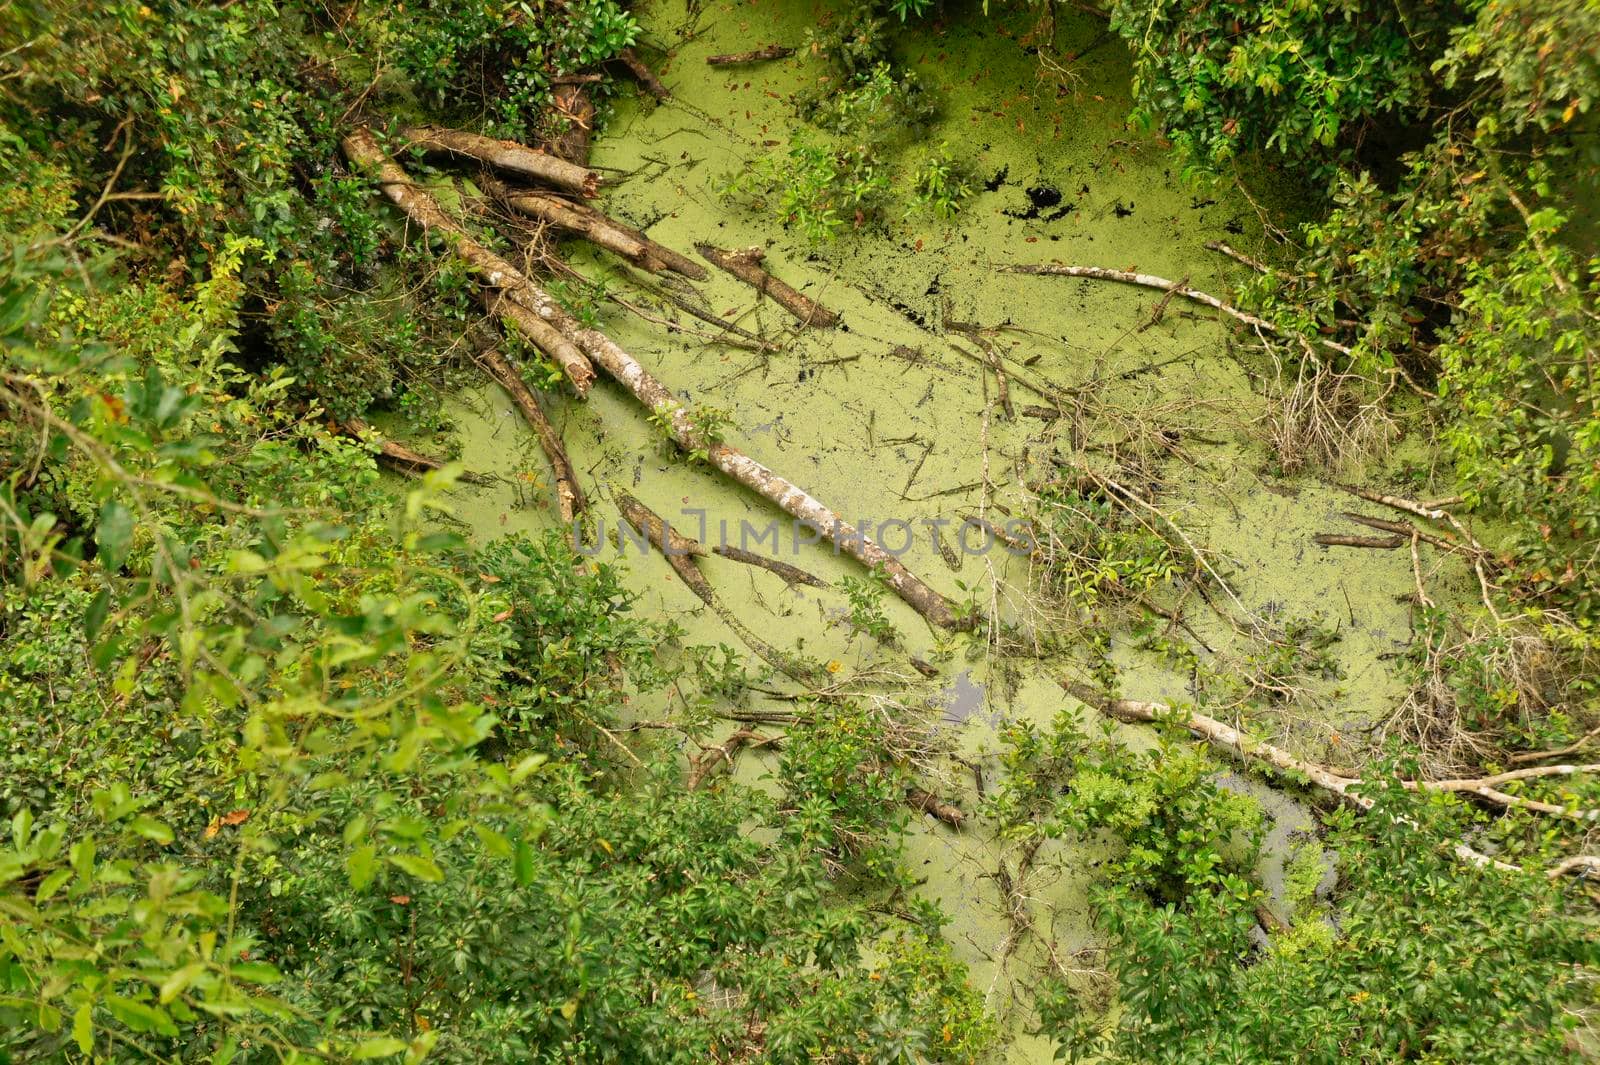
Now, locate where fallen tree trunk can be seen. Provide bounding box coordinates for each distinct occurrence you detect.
[401,124,600,197]
[341,417,446,474]
[576,323,966,629]
[712,544,828,588]
[486,175,706,279]
[1003,263,1351,358]
[617,47,670,100]
[696,243,839,328]
[906,786,966,828]
[475,347,587,522]
[340,128,596,394]
[1070,683,1600,877]
[1313,532,1405,549]
[616,490,706,557]
[706,45,795,65]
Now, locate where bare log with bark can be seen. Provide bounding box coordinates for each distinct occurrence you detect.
[400,125,600,197]
[707,45,795,65]
[696,243,839,328]
[340,417,446,474]
[475,348,587,521]
[712,544,828,588]
[576,324,966,629]
[340,128,596,394]
[1002,262,1352,358]
[485,175,706,279]
[617,47,671,100]
[616,490,706,557]
[1070,684,1600,877]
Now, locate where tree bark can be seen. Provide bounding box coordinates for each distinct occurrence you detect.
[696,244,838,328]
[712,544,828,588]
[475,347,587,522]
[401,125,600,197]
[575,324,966,629]
[340,128,596,395]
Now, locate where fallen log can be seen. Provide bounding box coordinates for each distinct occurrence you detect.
[1313,532,1405,549]
[696,243,839,328]
[616,490,706,557]
[706,45,795,65]
[341,417,446,474]
[906,786,966,828]
[574,321,966,629]
[401,124,600,197]
[712,544,828,588]
[340,128,596,394]
[1002,263,1351,359]
[687,728,779,790]
[485,174,706,279]
[618,47,671,100]
[474,347,587,521]
[1069,683,1600,877]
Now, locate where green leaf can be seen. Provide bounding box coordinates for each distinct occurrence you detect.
[352,1036,410,1059]
[346,844,377,890]
[105,994,177,1036]
[128,816,173,845]
[73,1001,93,1053]
[35,867,72,902]
[228,961,282,985]
[96,500,134,571]
[387,854,444,883]
[513,840,535,887]
[84,587,112,641]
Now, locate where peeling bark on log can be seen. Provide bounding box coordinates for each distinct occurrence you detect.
[618,47,671,100]
[706,45,795,65]
[696,243,839,328]
[475,348,586,521]
[401,124,600,197]
[712,544,828,587]
[575,323,966,629]
[1069,683,1600,877]
[340,128,596,394]
[1003,263,1352,358]
[341,417,446,474]
[487,176,706,279]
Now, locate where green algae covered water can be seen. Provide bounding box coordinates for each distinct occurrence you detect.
[432,2,1464,1057]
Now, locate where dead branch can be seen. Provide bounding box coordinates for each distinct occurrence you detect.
[340,128,596,394]
[712,544,828,587]
[485,174,706,279]
[1510,724,1600,765]
[906,786,966,827]
[616,489,706,557]
[617,47,671,100]
[1003,262,1352,358]
[706,45,795,65]
[1203,240,1272,274]
[400,124,600,197]
[474,348,587,521]
[687,728,779,789]
[696,243,839,328]
[340,417,446,475]
[569,310,967,629]
[1313,532,1405,549]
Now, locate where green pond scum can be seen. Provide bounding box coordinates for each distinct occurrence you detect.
[3,0,1598,1061]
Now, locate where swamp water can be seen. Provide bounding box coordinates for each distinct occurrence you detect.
[431,2,1466,1057]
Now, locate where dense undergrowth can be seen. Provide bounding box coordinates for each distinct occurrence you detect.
[2,0,1599,1061]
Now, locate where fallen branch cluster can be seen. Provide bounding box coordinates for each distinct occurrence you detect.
[1071,683,1600,879]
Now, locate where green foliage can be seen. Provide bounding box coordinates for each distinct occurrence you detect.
[840,570,902,647]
